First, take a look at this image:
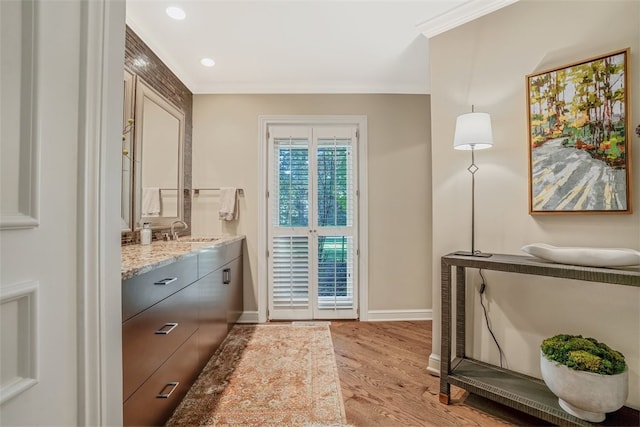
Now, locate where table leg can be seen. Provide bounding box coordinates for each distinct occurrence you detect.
[456,266,466,359]
[439,260,452,404]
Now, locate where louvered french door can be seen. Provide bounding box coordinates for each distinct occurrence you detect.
[268,124,358,320]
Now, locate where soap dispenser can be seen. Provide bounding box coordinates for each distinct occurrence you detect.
[140,222,152,245]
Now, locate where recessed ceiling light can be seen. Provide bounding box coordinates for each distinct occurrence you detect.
[200,58,216,67]
[166,6,186,20]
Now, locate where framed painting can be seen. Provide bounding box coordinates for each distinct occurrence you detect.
[527,48,631,214]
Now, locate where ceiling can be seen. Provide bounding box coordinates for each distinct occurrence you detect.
[125,0,516,95]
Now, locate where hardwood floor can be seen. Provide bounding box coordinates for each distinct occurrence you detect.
[330,321,549,427]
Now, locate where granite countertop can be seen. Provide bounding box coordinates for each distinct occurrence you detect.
[121,235,245,280]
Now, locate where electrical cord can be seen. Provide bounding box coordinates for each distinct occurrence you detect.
[478,269,505,368]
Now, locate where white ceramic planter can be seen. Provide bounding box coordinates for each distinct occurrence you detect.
[540,352,628,422]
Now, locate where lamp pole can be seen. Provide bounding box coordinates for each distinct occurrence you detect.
[464,146,491,257]
[471,147,476,255]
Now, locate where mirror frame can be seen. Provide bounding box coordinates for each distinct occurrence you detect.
[132,77,185,230]
[121,69,135,232]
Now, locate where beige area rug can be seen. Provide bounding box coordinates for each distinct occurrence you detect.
[167,324,348,426]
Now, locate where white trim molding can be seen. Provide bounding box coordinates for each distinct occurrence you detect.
[77,0,125,425]
[417,0,520,39]
[237,311,259,324]
[366,309,432,322]
[0,281,39,404]
[427,352,441,377]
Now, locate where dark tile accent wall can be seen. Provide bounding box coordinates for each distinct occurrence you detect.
[122,26,193,243]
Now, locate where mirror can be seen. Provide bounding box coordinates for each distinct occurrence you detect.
[121,70,134,231]
[132,77,185,230]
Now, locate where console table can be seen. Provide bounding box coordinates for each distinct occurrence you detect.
[439,252,640,427]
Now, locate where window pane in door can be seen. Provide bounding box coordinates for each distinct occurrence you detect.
[275,140,308,227]
[317,140,352,227]
[317,236,353,309]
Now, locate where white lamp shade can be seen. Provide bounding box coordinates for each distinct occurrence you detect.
[453,112,494,150]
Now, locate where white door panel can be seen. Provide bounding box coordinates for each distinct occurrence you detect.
[0,2,81,423]
[1,1,124,424]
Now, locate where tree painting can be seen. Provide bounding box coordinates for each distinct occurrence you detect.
[527,49,630,213]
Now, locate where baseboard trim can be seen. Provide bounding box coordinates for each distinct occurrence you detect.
[427,353,441,376]
[366,309,432,322]
[237,311,259,324]
[242,309,432,323]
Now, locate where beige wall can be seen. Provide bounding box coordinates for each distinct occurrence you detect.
[430,0,640,407]
[192,94,432,317]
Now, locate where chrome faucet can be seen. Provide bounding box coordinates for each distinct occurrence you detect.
[170,220,188,240]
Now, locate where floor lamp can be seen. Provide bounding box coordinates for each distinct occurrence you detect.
[452,111,493,257]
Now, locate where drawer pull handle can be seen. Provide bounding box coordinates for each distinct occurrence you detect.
[157,381,179,399]
[154,277,177,286]
[155,322,178,334]
[223,268,231,285]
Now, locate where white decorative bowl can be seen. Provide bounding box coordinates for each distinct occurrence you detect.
[540,352,628,422]
[521,243,640,267]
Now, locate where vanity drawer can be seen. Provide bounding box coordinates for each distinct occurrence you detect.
[123,332,199,427]
[198,240,242,278]
[122,253,198,321]
[197,269,228,369]
[122,282,199,401]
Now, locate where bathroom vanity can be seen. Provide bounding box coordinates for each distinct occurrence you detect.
[121,236,244,426]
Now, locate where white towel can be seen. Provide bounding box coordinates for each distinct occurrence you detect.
[218,187,238,221]
[141,187,161,217]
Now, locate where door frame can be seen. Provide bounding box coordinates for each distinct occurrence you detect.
[79,0,125,424]
[258,115,368,323]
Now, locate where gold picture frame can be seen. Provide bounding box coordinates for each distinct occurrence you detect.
[527,48,632,214]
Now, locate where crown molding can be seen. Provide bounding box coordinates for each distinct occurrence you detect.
[417,0,520,39]
[191,82,431,95]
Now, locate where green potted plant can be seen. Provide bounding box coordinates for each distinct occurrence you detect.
[540,334,628,422]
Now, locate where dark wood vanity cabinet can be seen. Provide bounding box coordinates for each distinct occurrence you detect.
[123,331,199,426]
[122,240,243,426]
[196,243,243,369]
[122,277,199,402]
[226,257,244,326]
